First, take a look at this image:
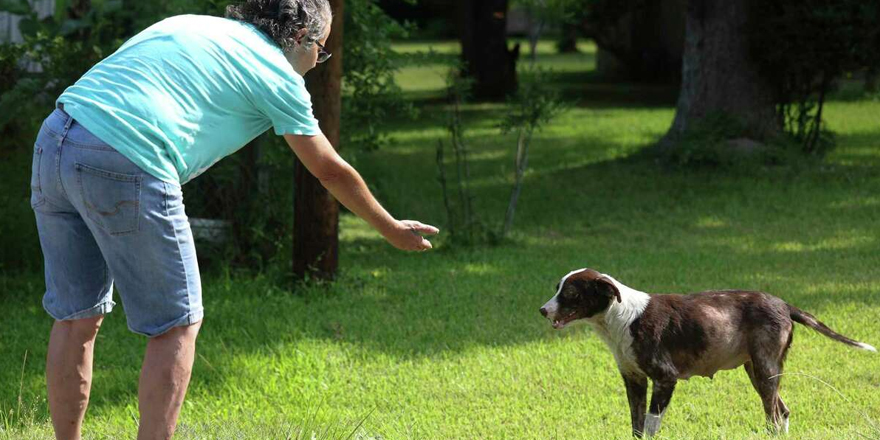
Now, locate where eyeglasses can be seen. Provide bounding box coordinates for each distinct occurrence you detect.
[313,40,332,64]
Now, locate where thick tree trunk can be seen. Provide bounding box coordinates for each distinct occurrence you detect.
[294,0,344,281]
[866,67,878,94]
[662,0,779,146]
[458,0,518,100]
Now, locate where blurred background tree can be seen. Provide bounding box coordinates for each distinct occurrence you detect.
[456,0,519,101]
[658,0,880,162]
[581,0,685,83]
[2,0,879,274]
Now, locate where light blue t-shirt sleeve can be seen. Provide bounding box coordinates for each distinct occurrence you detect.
[55,15,327,185]
[252,70,323,137]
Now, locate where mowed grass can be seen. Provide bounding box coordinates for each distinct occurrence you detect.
[2,40,879,439]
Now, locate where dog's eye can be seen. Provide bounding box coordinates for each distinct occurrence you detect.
[562,287,577,299]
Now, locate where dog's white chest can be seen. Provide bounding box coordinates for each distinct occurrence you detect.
[590,320,643,375]
[587,279,651,375]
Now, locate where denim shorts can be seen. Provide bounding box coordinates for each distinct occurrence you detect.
[31,108,203,337]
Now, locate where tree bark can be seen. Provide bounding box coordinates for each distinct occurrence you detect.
[294,0,344,281]
[557,23,579,54]
[458,0,518,100]
[68,0,90,18]
[662,0,779,146]
[866,67,878,94]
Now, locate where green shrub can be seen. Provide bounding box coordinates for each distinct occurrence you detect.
[752,0,880,155]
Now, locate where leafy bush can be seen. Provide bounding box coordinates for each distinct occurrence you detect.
[498,67,565,237]
[657,112,816,168]
[436,68,493,246]
[342,0,417,152]
[752,0,880,155]
[436,67,566,246]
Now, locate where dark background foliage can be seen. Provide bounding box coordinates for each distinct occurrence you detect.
[752,0,880,155]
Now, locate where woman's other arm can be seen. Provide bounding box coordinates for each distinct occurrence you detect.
[284,133,438,251]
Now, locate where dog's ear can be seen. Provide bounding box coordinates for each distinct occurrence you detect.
[596,276,622,303]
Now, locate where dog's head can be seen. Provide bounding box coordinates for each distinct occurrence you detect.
[539,268,621,329]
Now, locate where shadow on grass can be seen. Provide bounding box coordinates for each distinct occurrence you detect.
[546,71,679,109]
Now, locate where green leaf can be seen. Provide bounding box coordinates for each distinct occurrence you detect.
[17,16,40,38]
[0,0,33,15]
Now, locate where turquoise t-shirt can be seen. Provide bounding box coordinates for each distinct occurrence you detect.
[58,14,321,184]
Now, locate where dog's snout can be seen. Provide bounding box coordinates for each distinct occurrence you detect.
[539,307,548,317]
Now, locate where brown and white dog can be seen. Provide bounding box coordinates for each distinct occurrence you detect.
[539,268,876,437]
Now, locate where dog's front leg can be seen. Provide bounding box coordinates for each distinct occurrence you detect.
[622,373,648,437]
[645,380,677,437]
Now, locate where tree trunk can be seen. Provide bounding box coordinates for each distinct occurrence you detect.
[662,0,779,146]
[294,0,344,281]
[557,23,579,54]
[866,67,878,94]
[68,0,90,18]
[458,0,518,100]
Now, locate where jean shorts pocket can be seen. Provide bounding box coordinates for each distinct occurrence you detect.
[76,163,141,235]
[30,145,45,208]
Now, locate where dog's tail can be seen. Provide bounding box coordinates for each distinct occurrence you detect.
[789,305,876,352]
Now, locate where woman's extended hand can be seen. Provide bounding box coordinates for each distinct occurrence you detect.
[383,220,440,252]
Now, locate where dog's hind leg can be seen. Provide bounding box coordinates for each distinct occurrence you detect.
[645,380,676,437]
[622,373,648,438]
[744,360,785,434]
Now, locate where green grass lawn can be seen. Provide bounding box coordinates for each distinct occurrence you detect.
[2,40,880,440]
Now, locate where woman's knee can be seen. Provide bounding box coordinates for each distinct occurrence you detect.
[55,315,104,339]
[153,320,202,342]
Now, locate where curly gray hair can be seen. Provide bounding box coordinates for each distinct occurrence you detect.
[226,0,332,51]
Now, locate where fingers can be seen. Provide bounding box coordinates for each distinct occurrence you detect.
[419,237,433,251]
[389,220,439,252]
[403,220,440,236]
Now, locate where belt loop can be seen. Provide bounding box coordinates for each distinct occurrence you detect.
[57,111,74,146]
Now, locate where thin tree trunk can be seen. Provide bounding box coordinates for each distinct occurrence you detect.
[806,74,829,154]
[502,128,530,237]
[451,97,472,235]
[435,139,454,237]
[294,0,344,281]
[662,0,779,147]
[528,20,543,66]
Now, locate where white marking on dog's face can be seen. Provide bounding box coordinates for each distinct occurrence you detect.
[540,268,587,324]
[541,296,559,318]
